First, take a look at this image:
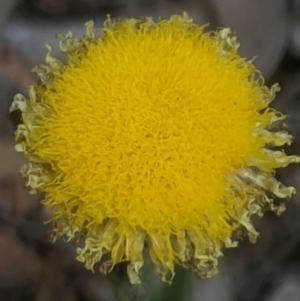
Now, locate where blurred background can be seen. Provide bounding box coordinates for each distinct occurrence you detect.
[1,0,300,300]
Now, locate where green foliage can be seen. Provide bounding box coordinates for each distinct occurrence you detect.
[151,266,192,301]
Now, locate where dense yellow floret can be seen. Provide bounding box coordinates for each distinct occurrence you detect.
[11,14,299,284]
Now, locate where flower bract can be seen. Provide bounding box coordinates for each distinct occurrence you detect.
[11,13,300,284]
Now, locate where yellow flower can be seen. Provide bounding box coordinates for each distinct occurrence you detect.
[10,13,300,284]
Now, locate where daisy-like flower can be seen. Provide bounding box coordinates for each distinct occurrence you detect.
[11,13,300,284]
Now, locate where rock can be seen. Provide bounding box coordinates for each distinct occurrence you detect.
[0,228,42,300]
[17,0,122,17]
[264,274,300,301]
[193,263,233,301]
[3,17,105,69]
[211,0,288,77]
[0,0,17,40]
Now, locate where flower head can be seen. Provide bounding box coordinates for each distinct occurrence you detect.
[11,14,299,284]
